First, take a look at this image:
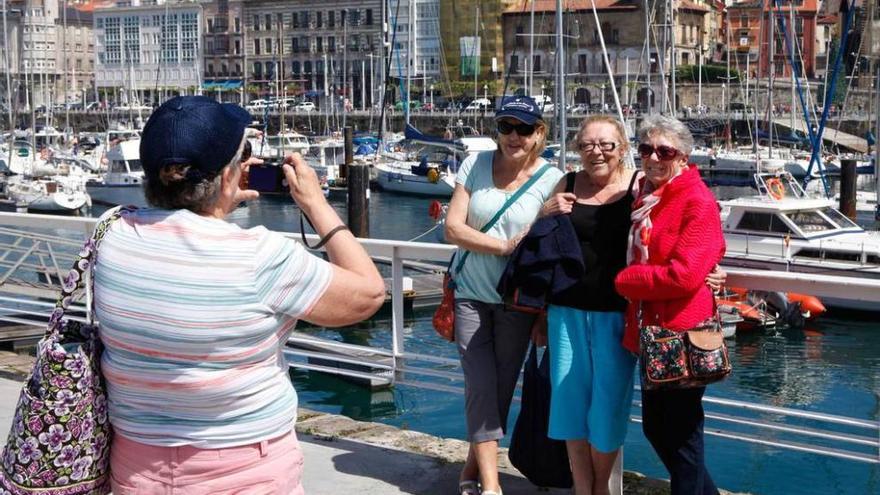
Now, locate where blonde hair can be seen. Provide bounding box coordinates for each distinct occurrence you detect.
[495,119,548,165]
[573,115,629,155]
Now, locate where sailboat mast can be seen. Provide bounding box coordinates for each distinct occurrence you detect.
[669,0,676,114]
[768,0,774,159]
[645,0,651,113]
[473,5,479,128]
[529,0,535,96]
[556,0,565,170]
[63,1,69,132]
[3,0,14,168]
[788,1,795,133]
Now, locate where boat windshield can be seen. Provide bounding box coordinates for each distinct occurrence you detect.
[735,211,794,235]
[819,207,860,230]
[127,160,143,172]
[782,210,836,233]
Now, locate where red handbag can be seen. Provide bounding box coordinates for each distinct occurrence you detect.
[432,273,456,341]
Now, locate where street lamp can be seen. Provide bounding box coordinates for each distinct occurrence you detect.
[483,84,488,101]
[601,83,606,112]
[429,84,434,111]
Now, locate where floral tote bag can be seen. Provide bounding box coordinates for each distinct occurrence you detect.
[0,206,131,495]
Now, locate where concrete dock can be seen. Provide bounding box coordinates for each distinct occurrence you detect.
[0,350,736,494]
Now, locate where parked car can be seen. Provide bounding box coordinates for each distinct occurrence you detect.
[393,100,422,111]
[569,103,589,114]
[85,102,101,111]
[245,99,269,112]
[293,101,316,112]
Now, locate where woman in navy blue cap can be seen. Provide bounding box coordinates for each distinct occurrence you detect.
[445,96,563,495]
[91,96,384,494]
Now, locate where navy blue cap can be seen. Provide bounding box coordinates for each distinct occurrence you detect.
[140,96,251,179]
[494,96,543,125]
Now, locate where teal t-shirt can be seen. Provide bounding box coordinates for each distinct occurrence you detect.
[452,150,563,303]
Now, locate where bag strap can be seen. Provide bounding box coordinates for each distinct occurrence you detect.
[453,163,552,275]
[50,206,131,338]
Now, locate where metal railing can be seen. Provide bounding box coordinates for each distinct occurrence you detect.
[0,212,877,465]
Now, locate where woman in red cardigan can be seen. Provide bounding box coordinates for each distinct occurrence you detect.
[615,114,725,495]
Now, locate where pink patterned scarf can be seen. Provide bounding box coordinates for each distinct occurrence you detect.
[627,168,684,265]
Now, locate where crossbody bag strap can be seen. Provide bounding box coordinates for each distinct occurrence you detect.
[51,206,132,337]
[453,163,552,274]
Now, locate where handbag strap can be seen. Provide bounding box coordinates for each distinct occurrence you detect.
[453,163,552,275]
[637,296,721,331]
[50,206,131,338]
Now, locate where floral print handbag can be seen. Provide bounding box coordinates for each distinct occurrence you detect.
[0,207,131,495]
[638,301,731,391]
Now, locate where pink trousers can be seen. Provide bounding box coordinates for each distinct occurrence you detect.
[110,430,305,495]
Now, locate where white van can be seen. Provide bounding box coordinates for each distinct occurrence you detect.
[532,95,554,113]
[464,98,492,112]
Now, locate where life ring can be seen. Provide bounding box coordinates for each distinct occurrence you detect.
[767,178,785,200]
[428,200,443,220]
[427,168,440,184]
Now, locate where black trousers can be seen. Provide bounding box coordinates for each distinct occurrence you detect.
[641,387,719,495]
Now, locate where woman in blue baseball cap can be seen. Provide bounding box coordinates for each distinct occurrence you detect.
[92,96,384,494]
[444,96,563,495]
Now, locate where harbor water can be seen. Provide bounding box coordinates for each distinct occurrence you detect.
[79,188,879,495]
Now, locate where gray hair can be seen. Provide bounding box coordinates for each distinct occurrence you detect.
[637,114,694,156]
[144,136,246,213]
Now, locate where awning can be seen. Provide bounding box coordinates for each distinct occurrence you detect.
[202,80,243,91]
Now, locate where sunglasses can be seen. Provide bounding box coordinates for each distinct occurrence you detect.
[637,143,681,160]
[497,121,537,136]
[577,142,617,153]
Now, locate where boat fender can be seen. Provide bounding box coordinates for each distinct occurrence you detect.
[428,200,443,220]
[427,168,440,183]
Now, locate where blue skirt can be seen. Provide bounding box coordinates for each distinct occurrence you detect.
[546,305,637,453]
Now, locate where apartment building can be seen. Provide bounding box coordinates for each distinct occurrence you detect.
[93,0,202,104]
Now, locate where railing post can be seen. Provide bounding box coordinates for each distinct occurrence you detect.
[390,246,405,383]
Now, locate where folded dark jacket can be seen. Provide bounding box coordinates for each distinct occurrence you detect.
[497,215,585,310]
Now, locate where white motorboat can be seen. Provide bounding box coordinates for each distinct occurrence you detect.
[265,130,311,156]
[720,172,880,311]
[5,175,91,212]
[86,138,145,206]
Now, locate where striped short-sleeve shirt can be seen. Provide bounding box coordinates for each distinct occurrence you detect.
[94,208,332,448]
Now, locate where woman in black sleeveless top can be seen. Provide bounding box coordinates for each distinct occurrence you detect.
[540,115,639,495]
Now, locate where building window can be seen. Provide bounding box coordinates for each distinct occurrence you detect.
[578,54,588,73]
[221,63,227,75]
[265,15,271,31]
[292,61,301,75]
[292,37,299,52]
[316,37,323,52]
[234,39,240,54]
[340,10,346,26]
[254,14,260,31]
[304,60,312,73]
[253,61,262,77]
[533,55,541,73]
[328,36,335,52]
[366,9,373,25]
[515,25,524,48]
[328,11,335,28]
[208,63,214,76]
[509,55,519,73]
[235,17,240,33]
[265,38,272,54]
[316,11,322,28]
[349,9,360,26]
[254,38,261,55]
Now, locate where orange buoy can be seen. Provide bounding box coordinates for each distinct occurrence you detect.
[767,178,785,200]
[787,293,826,318]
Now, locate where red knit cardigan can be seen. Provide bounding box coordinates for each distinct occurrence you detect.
[614,165,726,354]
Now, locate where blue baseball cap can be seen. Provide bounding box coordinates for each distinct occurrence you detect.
[494,96,543,125]
[140,96,251,179]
